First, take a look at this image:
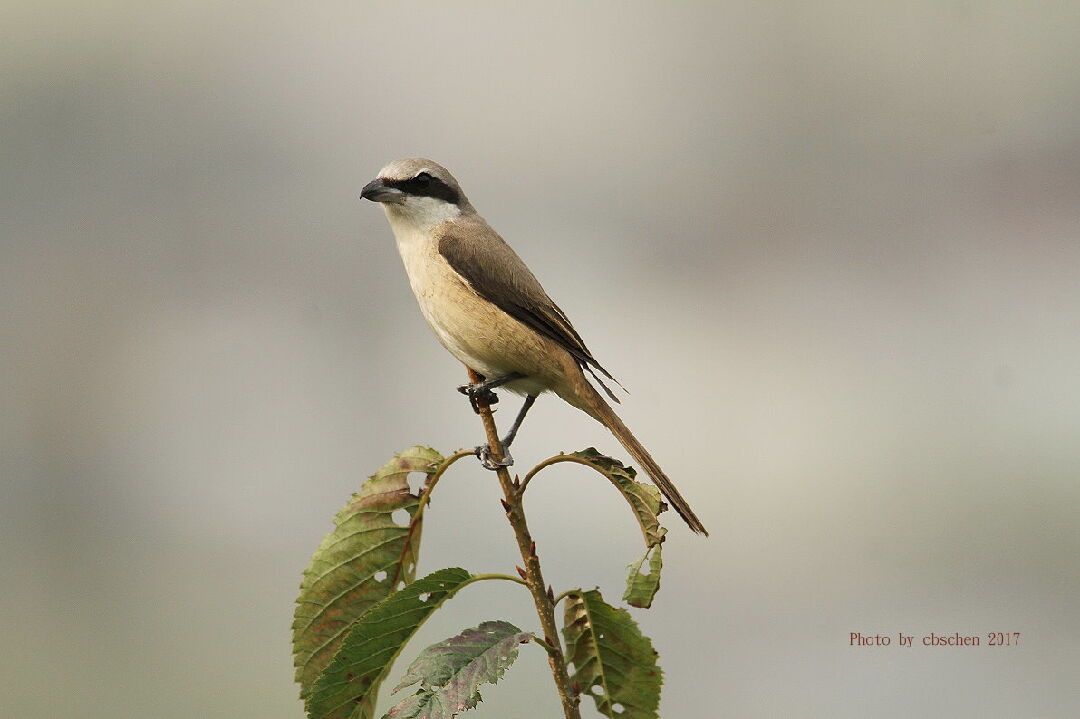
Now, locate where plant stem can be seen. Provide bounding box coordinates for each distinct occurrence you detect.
[415,449,476,522]
[395,449,475,587]
[518,453,600,493]
[552,588,579,608]
[467,369,581,719]
[464,572,529,587]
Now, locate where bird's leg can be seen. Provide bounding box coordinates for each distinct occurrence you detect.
[500,394,537,450]
[457,372,524,414]
[476,393,538,470]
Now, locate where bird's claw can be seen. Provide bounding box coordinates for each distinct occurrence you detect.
[458,382,499,413]
[475,445,513,470]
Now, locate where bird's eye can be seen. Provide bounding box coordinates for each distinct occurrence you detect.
[414,172,432,186]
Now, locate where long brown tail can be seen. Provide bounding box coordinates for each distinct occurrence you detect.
[569,382,709,536]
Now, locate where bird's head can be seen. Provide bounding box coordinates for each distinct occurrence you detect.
[360,158,471,230]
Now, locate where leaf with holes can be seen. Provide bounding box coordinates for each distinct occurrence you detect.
[623,544,663,609]
[563,589,662,719]
[293,446,445,707]
[384,620,533,719]
[306,568,474,719]
[566,449,667,608]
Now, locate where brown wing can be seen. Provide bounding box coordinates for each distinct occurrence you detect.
[437,220,622,401]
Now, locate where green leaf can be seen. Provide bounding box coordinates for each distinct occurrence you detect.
[307,568,474,719]
[566,448,667,608]
[294,447,445,705]
[384,620,533,718]
[563,589,663,719]
[623,544,663,609]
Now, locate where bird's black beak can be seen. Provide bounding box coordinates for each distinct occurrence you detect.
[360,178,404,203]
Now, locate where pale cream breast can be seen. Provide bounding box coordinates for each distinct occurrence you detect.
[386,214,566,396]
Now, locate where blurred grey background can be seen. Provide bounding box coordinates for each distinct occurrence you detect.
[3,1,1079,717]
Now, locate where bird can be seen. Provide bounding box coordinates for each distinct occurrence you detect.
[360,158,707,535]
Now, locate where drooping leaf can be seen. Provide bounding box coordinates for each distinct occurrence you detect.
[384,620,533,718]
[567,448,667,546]
[623,544,663,609]
[307,568,474,719]
[563,589,662,719]
[293,447,445,704]
[565,448,667,607]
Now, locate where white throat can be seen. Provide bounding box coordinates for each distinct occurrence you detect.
[382,199,462,290]
[383,196,462,237]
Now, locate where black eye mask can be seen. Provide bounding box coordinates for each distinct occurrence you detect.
[386,173,461,206]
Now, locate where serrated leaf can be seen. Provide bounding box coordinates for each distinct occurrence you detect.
[294,447,445,705]
[623,544,663,609]
[563,589,662,719]
[566,448,667,607]
[307,568,474,719]
[384,620,532,719]
[567,448,667,547]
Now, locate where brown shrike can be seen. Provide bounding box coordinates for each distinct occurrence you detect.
[361,158,707,535]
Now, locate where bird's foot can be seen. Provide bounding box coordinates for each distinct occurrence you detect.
[457,382,499,413]
[475,445,513,470]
